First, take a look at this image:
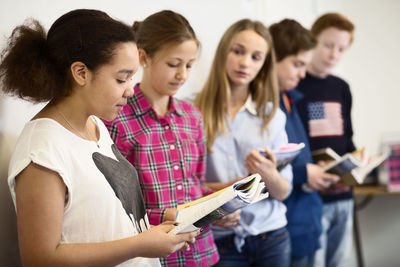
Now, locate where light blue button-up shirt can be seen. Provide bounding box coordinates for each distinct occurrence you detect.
[206,96,293,251]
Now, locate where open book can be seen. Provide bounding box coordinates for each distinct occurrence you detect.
[311,147,342,162]
[169,173,269,234]
[260,143,305,171]
[320,148,390,185]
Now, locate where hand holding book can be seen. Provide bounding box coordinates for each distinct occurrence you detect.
[212,209,241,228]
[304,163,340,192]
[312,147,390,185]
[249,143,303,200]
[246,148,280,181]
[136,221,200,257]
[258,143,305,171]
[169,174,268,234]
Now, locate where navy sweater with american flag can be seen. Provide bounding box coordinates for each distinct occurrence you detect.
[296,72,356,202]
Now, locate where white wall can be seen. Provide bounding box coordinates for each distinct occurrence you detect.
[1,0,399,266]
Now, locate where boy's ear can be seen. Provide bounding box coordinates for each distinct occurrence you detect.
[138,48,149,67]
[70,61,89,86]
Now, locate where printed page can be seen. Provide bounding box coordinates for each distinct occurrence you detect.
[169,174,268,234]
[351,152,390,184]
[324,154,362,177]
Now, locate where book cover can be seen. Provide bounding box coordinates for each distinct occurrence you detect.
[169,173,268,234]
[260,143,305,171]
[378,133,400,192]
[311,147,342,162]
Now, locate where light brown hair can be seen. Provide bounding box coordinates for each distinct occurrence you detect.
[132,10,199,57]
[195,19,279,152]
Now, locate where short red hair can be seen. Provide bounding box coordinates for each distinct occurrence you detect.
[311,12,355,44]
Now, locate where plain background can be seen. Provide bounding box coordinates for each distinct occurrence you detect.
[1,0,399,266]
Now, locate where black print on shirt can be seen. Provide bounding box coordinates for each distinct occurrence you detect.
[92,144,148,233]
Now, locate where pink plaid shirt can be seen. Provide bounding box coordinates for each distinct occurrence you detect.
[104,84,219,267]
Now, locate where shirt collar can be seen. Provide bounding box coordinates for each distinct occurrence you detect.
[132,84,184,117]
[243,94,257,115]
[131,84,152,116]
[169,97,185,116]
[285,88,304,102]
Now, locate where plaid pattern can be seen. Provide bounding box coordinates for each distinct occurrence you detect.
[388,144,400,188]
[104,84,219,267]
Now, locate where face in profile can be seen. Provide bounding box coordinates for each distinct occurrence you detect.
[310,27,351,77]
[277,49,314,92]
[142,39,198,97]
[84,42,139,121]
[225,29,269,89]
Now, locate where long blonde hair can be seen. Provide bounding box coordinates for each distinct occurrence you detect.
[195,19,279,152]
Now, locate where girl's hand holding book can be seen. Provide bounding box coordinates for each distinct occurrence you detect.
[246,149,279,183]
[137,222,200,257]
[212,209,241,228]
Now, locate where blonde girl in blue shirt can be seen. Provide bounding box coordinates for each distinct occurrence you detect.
[195,19,292,267]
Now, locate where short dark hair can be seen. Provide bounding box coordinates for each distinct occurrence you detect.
[132,10,199,58]
[270,19,316,62]
[0,9,136,102]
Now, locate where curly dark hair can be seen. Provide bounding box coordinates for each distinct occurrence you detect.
[0,9,136,103]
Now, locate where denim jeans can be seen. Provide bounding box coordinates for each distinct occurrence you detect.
[214,226,291,267]
[291,253,315,267]
[313,199,354,267]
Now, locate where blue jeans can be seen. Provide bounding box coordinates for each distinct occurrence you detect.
[214,227,291,267]
[313,199,354,267]
[291,254,315,267]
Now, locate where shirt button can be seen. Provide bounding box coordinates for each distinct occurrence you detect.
[229,156,233,161]
[174,165,179,170]
[177,185,183,190]
[164,125,170,130]
[170,144,175,150]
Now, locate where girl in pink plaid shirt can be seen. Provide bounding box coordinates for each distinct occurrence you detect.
[105,10,238,267]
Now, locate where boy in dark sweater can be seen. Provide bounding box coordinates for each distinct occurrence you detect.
[296,13,356,267]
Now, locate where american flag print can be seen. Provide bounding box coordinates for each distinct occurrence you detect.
[307,101,343,137]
